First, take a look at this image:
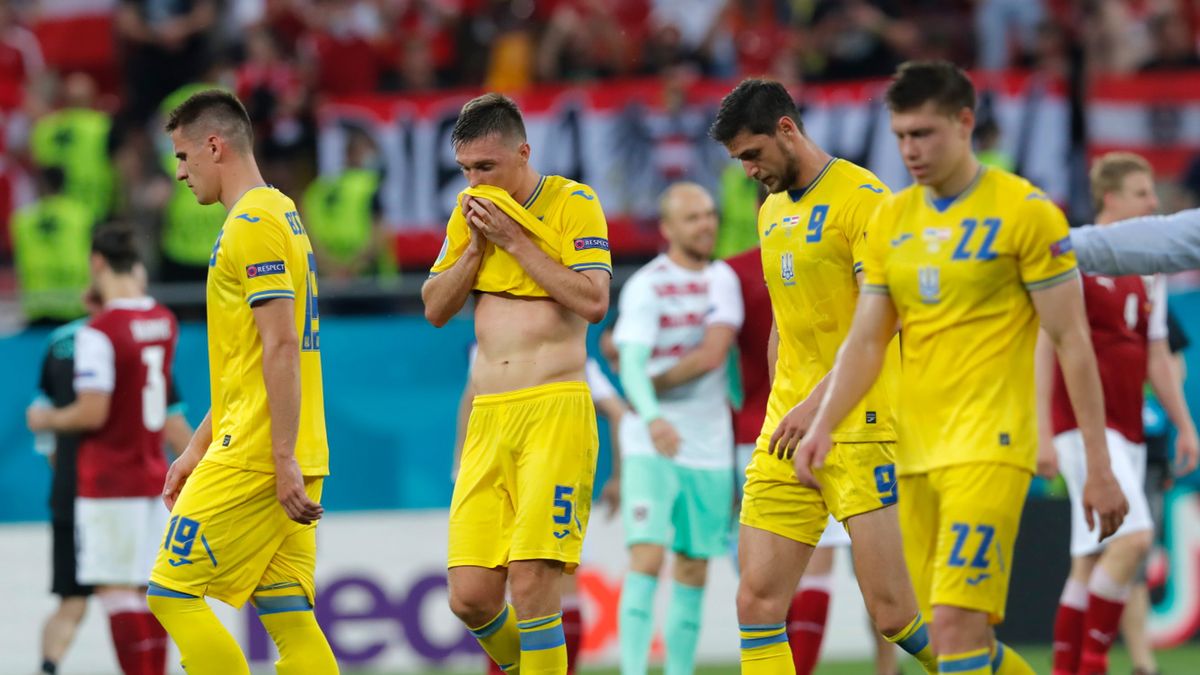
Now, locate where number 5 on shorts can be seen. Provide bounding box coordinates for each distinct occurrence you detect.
[553,485,574,538]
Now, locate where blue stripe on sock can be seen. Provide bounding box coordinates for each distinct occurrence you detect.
[517,613,562,630]
[992,643,1005,671]
[739,622,787,632]
[147,582,196,599]
[470,606,510,639]
[939,651,991,673]
[898,623,930,655]
[254,595,313,615]
[740,631,789,650]
[519,625,566,651]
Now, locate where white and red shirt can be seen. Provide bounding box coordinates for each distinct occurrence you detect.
[613,254,743,468]
[74,297,178,498]
[1051,274,1167,444]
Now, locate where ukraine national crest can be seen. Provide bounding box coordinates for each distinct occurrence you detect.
[918,265,940,304]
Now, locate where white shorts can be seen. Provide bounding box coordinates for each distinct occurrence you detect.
[816,514,852,548]
[76,497,169,586]
[1055,428,1153,557]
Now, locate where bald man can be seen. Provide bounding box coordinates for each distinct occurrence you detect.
[612,182,744,675]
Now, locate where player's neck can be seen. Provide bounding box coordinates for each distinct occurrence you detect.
[1094,211,1117,227]
[219,159,268,211]
[666,247,707,271]
[928,153,981,199]
[509,168,542,207]
[789,139,832,191]
[99,275,143,303]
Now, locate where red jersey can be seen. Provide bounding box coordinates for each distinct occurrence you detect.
[1051,274,1162,443]
[74,297,178,498]
[726,248,772,445]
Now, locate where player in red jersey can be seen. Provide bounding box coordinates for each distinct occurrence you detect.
[27,226,180,675]
[1038,153,1199,675]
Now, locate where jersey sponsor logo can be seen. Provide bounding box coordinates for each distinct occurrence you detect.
[1026,192,1049,202]
[999,432,1011,446]
[235,213,261,223]
[918,265,940,304]
[859,183,885,194]
[569,189,595,201]
[763,222,779,237]
[890,232,914,247]
[866,411,877,424]
[246,260,287,278]
[222,434,232,447]
[965,573,991,586]
[574,237,609,251]
[780,251,796,286]
[1050,235,1073,257]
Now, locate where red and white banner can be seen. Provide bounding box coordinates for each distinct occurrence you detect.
[1088,72,1200,177]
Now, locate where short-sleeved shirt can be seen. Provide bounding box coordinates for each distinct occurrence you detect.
[205,186,329,475]
[429,175,612,295]
[759,158,898,443]
[862,167,1078,475]
[613,255,743,468]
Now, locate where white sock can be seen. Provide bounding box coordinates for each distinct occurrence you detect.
[1090,565,1132,602]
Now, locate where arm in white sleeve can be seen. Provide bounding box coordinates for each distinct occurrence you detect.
[1072,209,1200,275]
[74,326,115,393]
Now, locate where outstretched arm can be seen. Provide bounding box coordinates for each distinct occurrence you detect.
[1072,209,1200,275]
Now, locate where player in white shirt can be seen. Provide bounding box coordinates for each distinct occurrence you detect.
[613,182,743,675]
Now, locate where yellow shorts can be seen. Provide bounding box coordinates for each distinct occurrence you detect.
[740,439,897,546]
[149,459,324,608]
[899,462,1031,623]
[448,381,597,571]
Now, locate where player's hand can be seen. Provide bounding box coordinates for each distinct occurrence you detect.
[601,478,620,519]
[792,423,832,489]
[25,405,53,432]
[1175,425,1200,475]
[162,449,201,510]
[768,395,820,459]
[465,197,526,251]
[648,418,680,458]
[1036,433,1059,479]
[1082,468,1128,541]
[461,197,487,256]
[274,457,324,525]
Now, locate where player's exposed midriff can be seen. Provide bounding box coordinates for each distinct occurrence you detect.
[472,292,588,395]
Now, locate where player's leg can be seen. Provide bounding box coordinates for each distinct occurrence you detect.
[1122,457,1167,675]
[928,463,1032,675]
[666,553,707,675]
[252,476,337,675]
[619,453,674,675]
[738,442,829,674]
[509,559,570,674]
[560,574,583,675]
[1051,554,1096,675]
[39,595,87,675]
[788,544,834,675]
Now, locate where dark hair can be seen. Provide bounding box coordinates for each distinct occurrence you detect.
[92,225,140,274]
[451,93,527,147]
[709,79,803,144]
[164,89,254,151]
[884,61,976,115]
[39,166,65,194]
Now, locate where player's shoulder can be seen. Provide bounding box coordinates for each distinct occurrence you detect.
[828,158,889,197]
[706,258,738,284]
[47,317,88,348]
[227,187,298,231]
[542,175,600,204]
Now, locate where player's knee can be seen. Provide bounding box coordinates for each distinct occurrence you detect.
[628,543,666,576]
[448,586,504,628]
[931,605,989,654]
[673,555,708,587]
[59,596,88,622]
[1117,529,1154,560]
[507,560,564,614]
[736,575,785,623]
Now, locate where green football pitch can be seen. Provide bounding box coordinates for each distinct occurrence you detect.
[352,643,1200,674]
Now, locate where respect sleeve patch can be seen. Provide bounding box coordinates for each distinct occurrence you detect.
[574,237,609,251]
[246,260,287,278]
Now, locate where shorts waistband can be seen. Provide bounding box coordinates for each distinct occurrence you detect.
[472,380,590,407]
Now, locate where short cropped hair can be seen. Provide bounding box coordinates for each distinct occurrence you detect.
[884,61,976,116]
[164,89,254,151]
[451,93,527,147]
[709,79,804,144]
[1090,152,1153,213]
[92,225,140,274]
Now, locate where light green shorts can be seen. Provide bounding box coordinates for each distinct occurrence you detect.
[621,454,734,559]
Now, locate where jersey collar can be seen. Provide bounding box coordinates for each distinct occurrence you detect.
[522,175,546,209]
[787,158,837,203]
[924,165,986,213]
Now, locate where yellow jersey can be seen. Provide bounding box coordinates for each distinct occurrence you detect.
[862,167,1077,475]
[205,186,329,476]
[429,175,612,295]
[760,158,898,442]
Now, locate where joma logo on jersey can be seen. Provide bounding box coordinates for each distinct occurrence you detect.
[918,266,940,304]
[574,237,609,251]
[246,261,286,278]
[780,251,796,286]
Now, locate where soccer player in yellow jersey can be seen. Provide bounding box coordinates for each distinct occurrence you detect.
[798,61,1129,675]
[145,90,337,674]
[423,93,611,675]
[709,79,937,675]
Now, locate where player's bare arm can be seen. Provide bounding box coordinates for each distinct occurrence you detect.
[796,292,900,487]
[651,324,737,393]
[422,218,486,327]
[25,391,110,433]
[1033,331,1060,479]
[162,413,194,461]
[1032,277,1128,539]
[595,395,628,518]
[1147,338,1200,473]
[466,196,610,323]
[162,409,212,509]
[254,296,324,525]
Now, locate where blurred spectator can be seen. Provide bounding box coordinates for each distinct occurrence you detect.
[537,0,651,82]
[380,35,439,92]
[1082,0,1157,74]
[299,0,384,97]
[726,0,793,78]
[12,167,91,325]
[378,0,459,90]
[302,128,397,281]
[29,73,116,224]
[0,0,43,111]
[114,0,217,123]
[715,161,760,259]
[806,0,917,81]
[470,0,539,92]
[236,27,308,159]
[645,0,735,76]
[1139,12,1200,71]
[974,117,1015,172]
[974,0,1046,71]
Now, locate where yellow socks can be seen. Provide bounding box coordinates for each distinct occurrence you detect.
[146,583,249,675]
[938,647,992,674]
[740,622,794,674]
[991,641,1036,674]
[253,589,338,675]
[884,612,938,674]
[517,612,567,674]
[469,604,521,673]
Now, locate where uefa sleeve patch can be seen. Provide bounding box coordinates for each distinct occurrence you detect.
[574,237,609,251]
[1049,235,1073,257]
[246,260,287,278]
